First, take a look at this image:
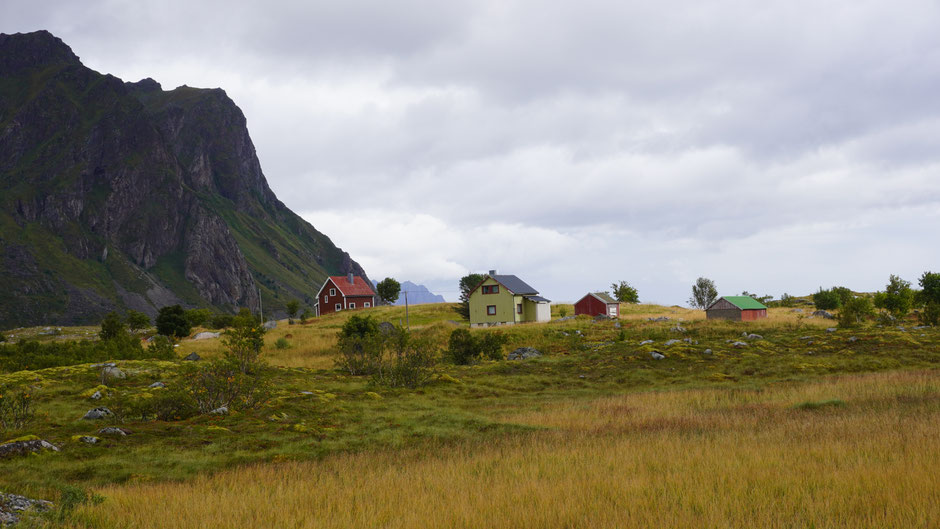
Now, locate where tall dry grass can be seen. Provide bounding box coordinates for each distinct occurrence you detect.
[72,370,940,528]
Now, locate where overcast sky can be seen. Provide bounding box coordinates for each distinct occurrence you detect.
[4,1,940,303]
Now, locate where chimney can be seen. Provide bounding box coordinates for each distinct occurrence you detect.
[347,272,355,285]
[488,269,497,276]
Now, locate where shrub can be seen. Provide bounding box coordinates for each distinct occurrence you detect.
[0,337,147,372]
[221,316,266,374]
[873,275,914,319]
[156,305,191,338]
[286,300,300,324]
[0,387,32,431]
[51,485,104,523]
[336,332,385,375]
[299,309,311,324]
[184,308,212,328]
[838,296,874,328]
[275,337,290,349]
[558,306,568,318]
[125,310,151,332]
[610,281,639,303]
[146,390,199,421]
[446,329,506,364]
[374,326,437,388]
[480,332,508,361]
[146,335,176,360]
[209,313,235,329]
[183,360,271,413]
[812,288,841,311]
[99,312,127,341]
[919,302,940,327]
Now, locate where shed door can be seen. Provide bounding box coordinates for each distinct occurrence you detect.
[609,304,618,317]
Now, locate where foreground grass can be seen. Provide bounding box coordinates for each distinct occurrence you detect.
[70,369,940,528]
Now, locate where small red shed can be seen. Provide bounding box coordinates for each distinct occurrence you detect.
[705,296,767,321]
[314,273,375,317]
[574,292,621,318]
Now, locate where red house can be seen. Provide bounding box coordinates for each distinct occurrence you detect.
[574,292,621,318]
[314,273,375,317]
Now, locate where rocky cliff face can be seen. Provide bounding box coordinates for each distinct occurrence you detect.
[0,30,369,327]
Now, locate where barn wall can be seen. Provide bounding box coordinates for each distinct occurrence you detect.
[575,296,606,316]
[706,308,742,321]
[741,309,767,321]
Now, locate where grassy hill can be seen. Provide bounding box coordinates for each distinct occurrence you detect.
[1,304,938,527]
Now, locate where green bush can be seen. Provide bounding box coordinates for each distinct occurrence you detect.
[838,296,874,328]
[0,337,150,372]
[0,386,32,431]
[184,308,213,328]
[336,333,385,375]
[99,312,127,341]
[812,288,841,311]
[183,360,271,413]
[873,275,915,319]
[919,302,940,327]
[374,326,437,388]
[156,305,191,338]
[125,310,151,332]
[146,335,177,360]
[446,329,507,364]
[222,316,267,374]
[275,337,290,349]
[209,313,235,329]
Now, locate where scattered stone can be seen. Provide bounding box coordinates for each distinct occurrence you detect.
[746,333,763,340]
[683,337,693,344]
[378,322,396,335]
[556,316,576,322]
[806,340,815,345]
[82,407,113,420]
[647,316,670,322]
[639,340,654,345]
[791,309,804,313]
[799,336,813,340]
[101,366,126,379]
[561,332,569,336]
[182,352,201,361]
[90,390,102,400]
[78,436,100,444]
[0,491,53,526]
[614,322,621,329]
[578,375,586,379]
[703,349,713,355]
[651,351,665,360]
[0,439,60,459]
[192,332,220,340]
[826,328,837,333]
[209,406,229,416]
[508,347,542,360]
[575,330,583,336]
[148,381,166,389]
[664,339,680,346]
[263,320,277,330]
[300,391,315,395]
[98,427,129,436]
[807,351,815,355]
[742,332,748,337]
[731,341,748,348]
[671,325,686,333]
[91,362,116,368]
[593,314,612,321]
[848,336,858,343]
[897,326,906,332]
[813,310,835,319]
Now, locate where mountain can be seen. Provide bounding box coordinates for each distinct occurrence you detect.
[0,30,369,327]
[372,280,446,305]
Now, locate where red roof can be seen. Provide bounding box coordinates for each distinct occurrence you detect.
[329,275,375,297]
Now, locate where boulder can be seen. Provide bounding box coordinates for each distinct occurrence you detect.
[650,351,665,360]
[647,316,670,322]
[78,436,100,444]
[209,406,229,415]
[848,336,858,343]
[614,322,621,329]
[149,381,166,388]
[182,352,201,361]
[82,407,113,420]
[98,427,129,436]
[639,340,654,345]
[791,309,804,313]
[101,366,126,379]
[826,328,837,333]
[263,320,277,330]
[746,334,763,340]
[671,325,686,333]
[192,332,220,340]
[0,439,60,459]
[0,492,53,526]
[378,322,396,335]
[813,310,835,319]
[507,347,542,360]
[90,390,102,400]
[91,362,116,368]
[731,341,748,348]
[703,348,713,355]
[664,339,680,346]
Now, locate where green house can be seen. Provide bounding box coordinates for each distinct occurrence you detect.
[468,270,551,327]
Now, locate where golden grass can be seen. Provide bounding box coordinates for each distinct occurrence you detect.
[73,369,940,528]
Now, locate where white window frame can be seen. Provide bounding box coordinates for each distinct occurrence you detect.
[329,288,336,296]
[364,302,371,308]
[349,302,356,309]
[335,303,341,311]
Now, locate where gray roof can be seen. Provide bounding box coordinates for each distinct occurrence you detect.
[525,295,551,303]
[591,292,618,304]
[491,274,539,295]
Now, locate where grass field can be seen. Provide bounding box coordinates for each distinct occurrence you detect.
[2,302,938,527]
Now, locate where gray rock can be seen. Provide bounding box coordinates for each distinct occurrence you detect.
[813,310,835,319]
[732,341,749,348]
[651,351,665,360]
[593,314,612,321]
[98,427,129,436]
[647,316,670,322]
[378,322,396,335]
[101,366,126,379]
[683,337,693,344]
[263,320,277,330]
[300,391,315,395]
[826,328,837,333]
[90,390,102,400]
[791,309,804,313]
[0,491,53,526]
[897,326,906,332]
[664,339,680,346]
[639,340,654,345]
[614,322,621,329]
[807,351,815,355]
[508,347,542,360]
[671,325,686,333]
[0,439,60,459]
[556,316,576,322]
[182,352,201,361]
[148,381,166,388]
[847,336,858,343]
[746,333,763,340]
[192,332,220,340]
[575,330,583,336]
[78,436,100,444]
[209,406,229,415]
[703,349,713,355]
[91,362,116,368]
[799,336,813,340]
[82,407,113,420]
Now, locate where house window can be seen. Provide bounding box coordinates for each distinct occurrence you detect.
[517,303,522,314]
[487,305,496,315]
[482,285,499,294]
[349,302,356,309]
[335,303,341,311]
[323,295,328,303]
[330,288,336,296]
[364,302,371,308]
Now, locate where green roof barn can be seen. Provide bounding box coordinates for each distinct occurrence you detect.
[706,296,768,321]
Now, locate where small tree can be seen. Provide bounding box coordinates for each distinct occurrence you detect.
[300,308,312,324]
[99,312,127,341]
[446,329,507,364]
[919,271,940,305]
[335,315,384,375]
[812,288,841,311]
[454,273,484,320]
[156,305,191,338]
[221,313,266,374]
[838,296,874,328]
[873,275,914,319]
[610,281,639,303]
[286,299,300,324]
[376,278,402,305]
[689,277,718,309]
[125,310,151,332]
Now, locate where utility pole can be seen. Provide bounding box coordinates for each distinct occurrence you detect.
[405,290,410,329]
[258,286,263,324]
